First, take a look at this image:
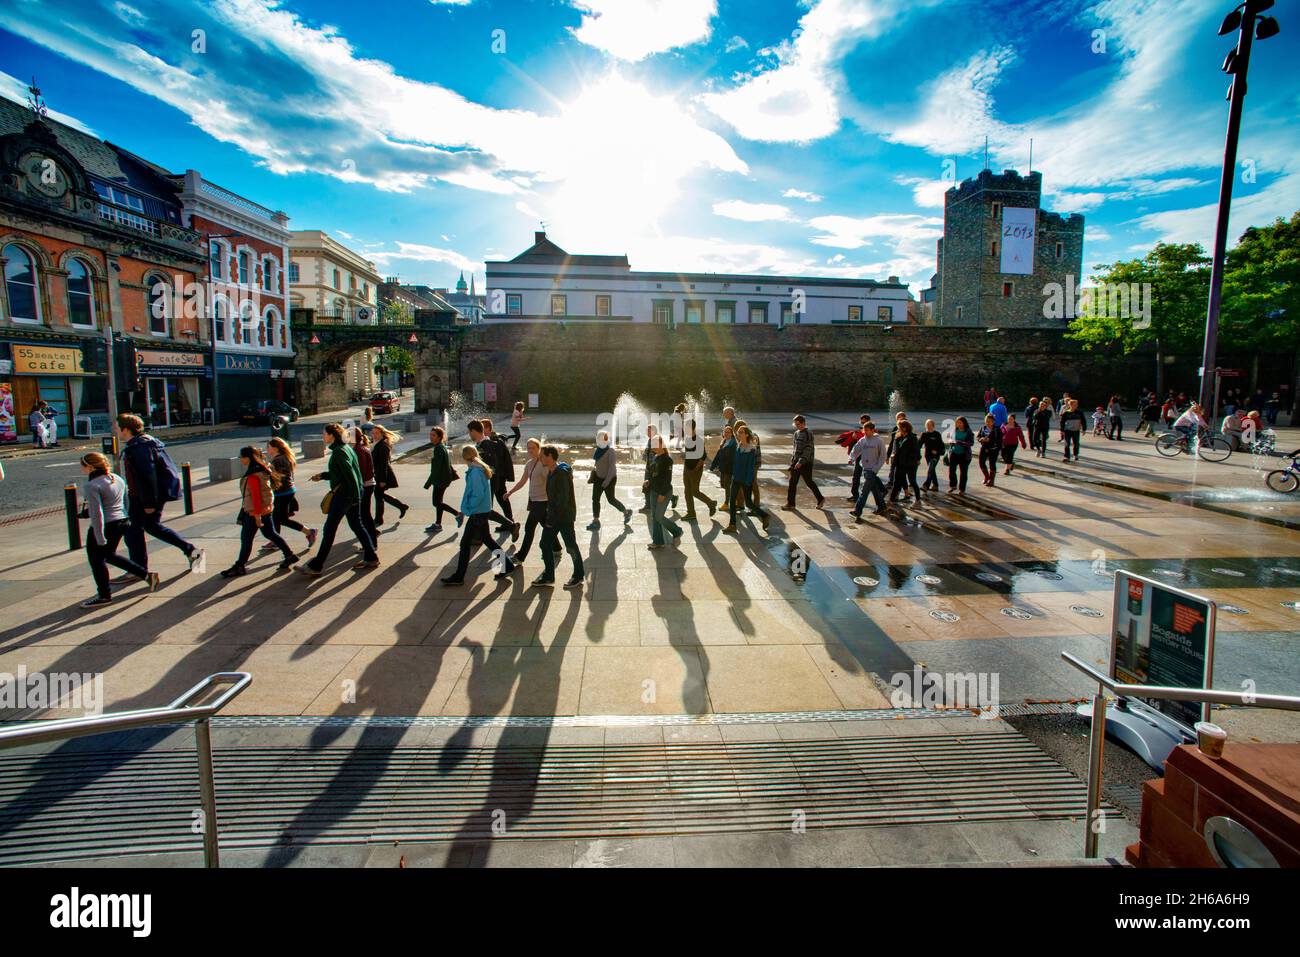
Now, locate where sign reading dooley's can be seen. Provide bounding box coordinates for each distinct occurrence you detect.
[999,206,1036,275]
[1110,571,1215,729]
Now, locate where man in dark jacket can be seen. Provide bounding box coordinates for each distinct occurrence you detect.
[468,419,519,539]
[116,413,204,577]
[533,445,584,588]
[482,418,517,522]
[783,414,825,510]
[301,423,378,575]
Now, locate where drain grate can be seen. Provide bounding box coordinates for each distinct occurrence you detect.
[0,729,1116,865]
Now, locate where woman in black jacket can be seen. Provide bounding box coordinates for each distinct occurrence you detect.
[888,420,922,503]
[1032,399,1054,457]
[370,424,409,525]
[918,419,945,492]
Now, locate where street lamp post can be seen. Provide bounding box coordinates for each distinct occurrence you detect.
[1198,0,1281,413]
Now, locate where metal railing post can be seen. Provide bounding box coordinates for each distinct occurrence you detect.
[194,717,220,868]
[182,462,195,515]
[1084,690,1106,859]
[64,484,82,551]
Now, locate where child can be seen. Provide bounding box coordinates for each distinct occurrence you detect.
[1092,406,1107,436]
[510,401,525,452]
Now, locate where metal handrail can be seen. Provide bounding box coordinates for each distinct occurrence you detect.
[0,672,252,867]
[1061,652,1300,859]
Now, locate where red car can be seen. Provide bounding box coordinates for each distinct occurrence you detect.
[368,392,400,415]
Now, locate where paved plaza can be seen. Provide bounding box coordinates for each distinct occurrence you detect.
[3,414,1298,735]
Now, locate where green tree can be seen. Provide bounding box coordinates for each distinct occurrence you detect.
[1219,212,1300,391]
[381,299,412,325]
[1067,242,1210,396]
[380,345,415,394]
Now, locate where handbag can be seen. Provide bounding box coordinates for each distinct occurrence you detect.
[320,489,334,514]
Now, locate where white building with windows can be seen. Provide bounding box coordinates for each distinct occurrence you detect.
[176,170,294,421]
[485,232,912,325]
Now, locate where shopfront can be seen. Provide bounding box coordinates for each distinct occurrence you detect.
[0,341,102,442]
[215,352,278,422]
[135,349,210,428]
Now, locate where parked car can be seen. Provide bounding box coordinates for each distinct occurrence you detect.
[238,400,299,425]
[369,392,400,415]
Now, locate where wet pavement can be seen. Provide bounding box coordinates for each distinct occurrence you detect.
[1,421,1298,745]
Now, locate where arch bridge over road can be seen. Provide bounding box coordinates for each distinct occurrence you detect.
[292,308,465,415]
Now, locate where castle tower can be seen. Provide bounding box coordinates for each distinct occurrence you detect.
[933,169,1084,328]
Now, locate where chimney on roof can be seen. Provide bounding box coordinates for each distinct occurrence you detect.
[887,275,900,285]
[535,230,546,244]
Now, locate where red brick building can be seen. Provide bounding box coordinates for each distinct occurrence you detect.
[0,94,208,441]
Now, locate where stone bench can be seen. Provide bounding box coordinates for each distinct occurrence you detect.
[300,437,326,459]
[207,457,242,483]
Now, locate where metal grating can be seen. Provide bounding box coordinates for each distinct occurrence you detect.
[0,730,1117,865]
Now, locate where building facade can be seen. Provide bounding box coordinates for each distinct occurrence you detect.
[177,170,294,421]
[288,229,381,399]
[485,232,911,326]
[0,95,208,440]
[932,169,1084,328]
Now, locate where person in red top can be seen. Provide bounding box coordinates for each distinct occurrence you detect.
[1000,414,1028,475]
[221,446,297,578]
[837,414,870,503]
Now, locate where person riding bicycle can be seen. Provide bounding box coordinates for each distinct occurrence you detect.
[1172,404,1207,443]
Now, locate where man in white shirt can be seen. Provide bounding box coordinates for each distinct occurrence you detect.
[848,422,888,519]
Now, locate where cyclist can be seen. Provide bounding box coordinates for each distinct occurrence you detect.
[1172,403,1207,444]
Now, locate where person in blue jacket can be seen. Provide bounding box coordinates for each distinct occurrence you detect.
[441,445,515,585]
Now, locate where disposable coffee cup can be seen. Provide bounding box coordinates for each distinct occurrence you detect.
[1194,721,1227,759]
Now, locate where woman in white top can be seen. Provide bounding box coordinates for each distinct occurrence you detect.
[80,452,158,608]
[507,438,551,562]
[1173,405,1207,441]
[510,401,526,452]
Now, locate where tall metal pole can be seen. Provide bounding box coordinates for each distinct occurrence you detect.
[1198,7,1258,412]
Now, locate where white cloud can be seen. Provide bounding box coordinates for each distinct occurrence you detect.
[724,36,748,53]
[884,47,1017,155]
[712,200,794,222]
[369,242,479,274]
[782,188,823,203]
[701,0,947,142]
[892,175,948,209]
[1134,168,1300,246]
[807,213,942,250]
[569,0,716,62]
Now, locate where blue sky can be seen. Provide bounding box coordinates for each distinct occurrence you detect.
[1,0,1297,293]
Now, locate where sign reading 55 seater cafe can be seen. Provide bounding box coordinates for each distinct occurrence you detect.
[999,206,1036,275]
[12,344,91,376]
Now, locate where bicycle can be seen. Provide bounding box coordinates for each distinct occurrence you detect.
[1154,427,1232,463]
[1266,453,1300,494]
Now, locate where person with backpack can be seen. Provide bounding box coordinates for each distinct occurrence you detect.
[534,445,584,588]
[300,423,379,576]
[482,418,516,519]
[222,446,298,577]
[115,413,204,577]
[468,419,519,539]
[78,451,158,608]
[263,437,316,553]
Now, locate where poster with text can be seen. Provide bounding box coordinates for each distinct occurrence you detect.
[1000,206,1036,275]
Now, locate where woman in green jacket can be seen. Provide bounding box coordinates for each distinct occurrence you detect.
[423,425,460,533]
[300,423,378,576]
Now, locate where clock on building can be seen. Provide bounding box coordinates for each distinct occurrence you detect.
[22,153,69,199]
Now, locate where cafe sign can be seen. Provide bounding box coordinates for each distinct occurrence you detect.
[137,350,209,377]
[12,344,91,376]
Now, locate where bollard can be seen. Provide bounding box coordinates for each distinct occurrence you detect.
[182,462,195,515]
[64,484,82,551]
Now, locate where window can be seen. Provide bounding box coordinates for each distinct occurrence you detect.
[715,301,735,324]
[92,182,145,212]
[238,251,250,285]
[684,300,703,324]
[66,258,95,328]
[748,302,767,324]
[212,297,226,343]
[653,300,672,324]
[288,262,299,283]
[956,306,963,321]
[595,294,611,317]
[237,302,256,343]
[4,245,40,323]
[991,202,1001,218]
[991,240,998,257]
[877,306,892,322]
[1055,241,1064,259]
[333,268,341,290]
[262,256,276,292]
[209,241,225,280]
[145,274,169,335]
[506,293,522,316]
[1002,282,1014,298]
[550,294,566,316]
[362,282,369,299]
[780,302,795,325]
[848,305,863,322]
[97,205,156,235]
